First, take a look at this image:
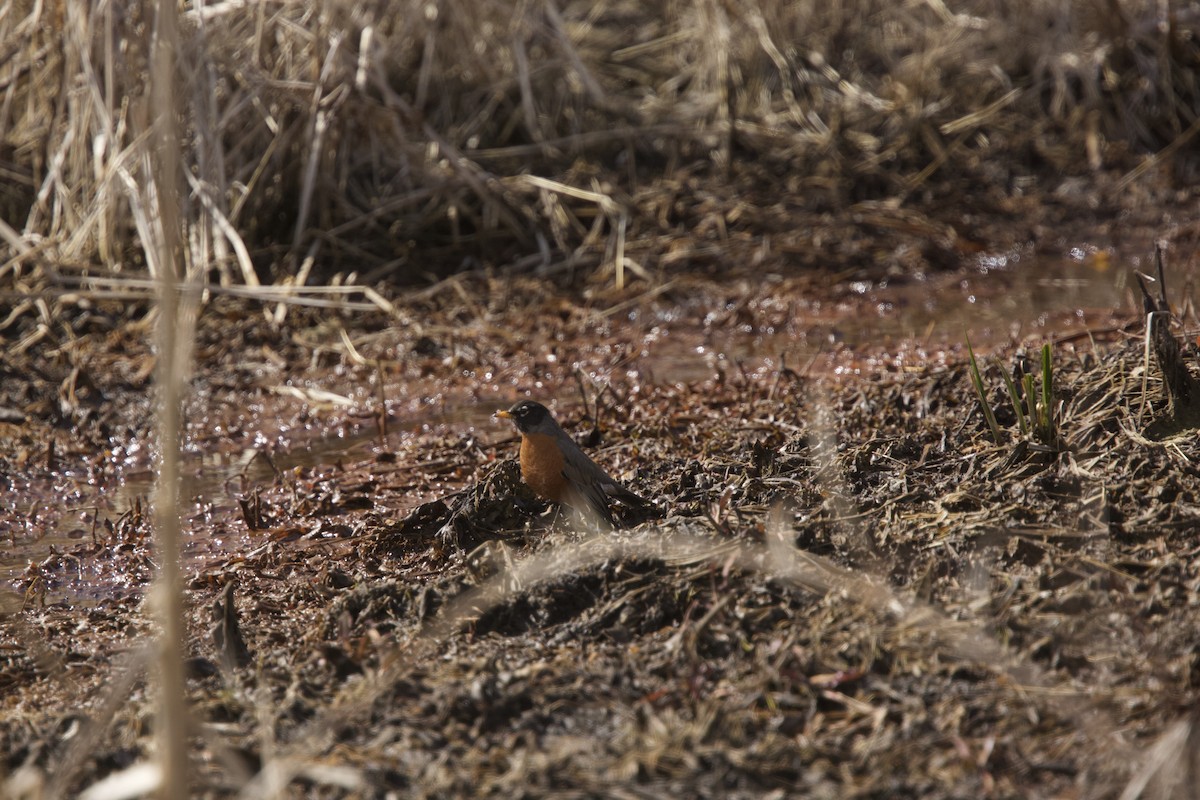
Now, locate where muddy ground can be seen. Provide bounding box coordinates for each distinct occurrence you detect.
[4,195,1200,798]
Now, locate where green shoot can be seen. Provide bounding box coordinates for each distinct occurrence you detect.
[1038,342,1056,443]
[966,335,1004,444]
[1022,372,1038,437]
[994,357,1028,435]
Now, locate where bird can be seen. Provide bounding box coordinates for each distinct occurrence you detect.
[495,400,650,527]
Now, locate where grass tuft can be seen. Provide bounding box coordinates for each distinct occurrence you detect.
[968,338,1061,449]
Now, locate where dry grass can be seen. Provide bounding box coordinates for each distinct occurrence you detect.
[1,0,1197,305]
[2,6,1199,792]
[2,7,1200,800]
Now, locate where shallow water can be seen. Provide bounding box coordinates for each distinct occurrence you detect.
[642,249,1132,384]
[0,245,1146,603]
[0,404,503,604]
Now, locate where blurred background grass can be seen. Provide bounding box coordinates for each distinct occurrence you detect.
[1,0,1197,293]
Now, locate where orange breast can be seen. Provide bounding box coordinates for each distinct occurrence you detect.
[519,432,569,501]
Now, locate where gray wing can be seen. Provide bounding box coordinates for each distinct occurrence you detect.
[559,440,647,526]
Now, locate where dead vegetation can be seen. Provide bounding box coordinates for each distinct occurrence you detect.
[3,0,1199,302]
[3,274,1200,797]
[5,0,1200,797]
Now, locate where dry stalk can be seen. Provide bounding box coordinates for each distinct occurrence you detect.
[148,0,191,796]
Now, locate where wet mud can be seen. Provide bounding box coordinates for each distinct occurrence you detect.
[3,217,1200,797]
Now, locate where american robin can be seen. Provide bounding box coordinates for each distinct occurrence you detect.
[495,400,649,527]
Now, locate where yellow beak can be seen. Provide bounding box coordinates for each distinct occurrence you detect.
[495,409,513,419]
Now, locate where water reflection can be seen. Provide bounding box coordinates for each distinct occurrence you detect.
[2,247,1137,602]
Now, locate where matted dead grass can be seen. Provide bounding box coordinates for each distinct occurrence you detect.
[3,276,1200,797]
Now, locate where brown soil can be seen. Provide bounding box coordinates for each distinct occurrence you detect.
[5,201,1200,798]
